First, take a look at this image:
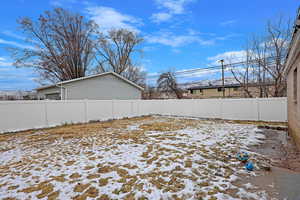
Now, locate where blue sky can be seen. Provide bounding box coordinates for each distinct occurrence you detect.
[0,0,299,90]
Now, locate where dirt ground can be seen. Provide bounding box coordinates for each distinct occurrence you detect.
[0,115,297,200]
[246,128,300,200]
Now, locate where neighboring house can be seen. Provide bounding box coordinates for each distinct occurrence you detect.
[0,91,37,101]
[188,83,274,98]
[142,91,183,99]
[284,8,300,149]
[36,72,144,100]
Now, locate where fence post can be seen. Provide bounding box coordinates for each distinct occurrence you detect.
[131,101,133,117]
[84,100,88,123]
[137,100,139,116]
[111,100,114,119]
[256,98,260,121]
[44,101,48,126]
[193,99,197,117]
[219,98,223,120]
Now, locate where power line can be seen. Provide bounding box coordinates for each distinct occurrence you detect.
[146,55,284,80]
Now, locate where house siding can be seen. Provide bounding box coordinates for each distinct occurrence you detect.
[287,63,300,149]
[37,87,61,100]
[286,54,300,149]
[37,74,142,100]
[285,16,300,149]
[189,85,275,98]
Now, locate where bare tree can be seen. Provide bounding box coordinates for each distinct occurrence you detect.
[262,16,291,97]
[122,66,146,87]
[10,8,97,83]
[157,71,183,99]
[249,35,269,97]
[229,50,255,98]
[142,86,156,99]
[95,29,145,84]
[230,15,291,97]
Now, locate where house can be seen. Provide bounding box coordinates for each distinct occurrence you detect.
[36,72,144,100]
[0,91,37,101]
[187,83,274,98]
[142,89,186,99]
[284,8,300,149]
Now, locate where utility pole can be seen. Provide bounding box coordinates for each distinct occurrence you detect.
[219,59,225,98]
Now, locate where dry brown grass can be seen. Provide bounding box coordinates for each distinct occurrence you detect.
[73,183,90,193]
[7,185,19,190]
[70,173,81,179]
[98,178,109,187]
[51,175,66,182]
[73,186,98,200]
[139,121,185,132]
[98,194,110,200]
[0,116,155,145]
[2,198,18,200]
[0,115,273,199]
[36,183,54,199]
[18,181,51,193]
[48,191,60,200]
[86,174,100,179]
[227,119,287,126]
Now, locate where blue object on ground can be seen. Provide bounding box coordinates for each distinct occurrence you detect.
[237,152,249,162]
[245,161,254,171]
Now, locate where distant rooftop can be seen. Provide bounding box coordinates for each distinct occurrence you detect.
[36,71,144,91]
[188,82,274,90]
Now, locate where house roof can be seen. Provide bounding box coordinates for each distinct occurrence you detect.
[36,72,144,91]
[188,83,241,90]
[284,7,300,75]
[188,82,274,90]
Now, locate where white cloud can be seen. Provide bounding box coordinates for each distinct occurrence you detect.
[207,50,247,65]
[157,0,193,14]
[220,20,237,26]
[143,46,157,52]
[151,12,172,23]
[0,38,35,50]
[50,0,82,6]
[1,31,26,41]
[0,59,13,68]
[146,31,214,47]
[145,27,238,48]
[176,68,221,78]
[215,33,240,41]
[0,57,13,72]
[86,6,142,33]
[50,0,62,6]
[151,0,196,23]
[172,48,181,53]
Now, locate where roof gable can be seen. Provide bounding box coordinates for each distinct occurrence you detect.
[36,72,144,91]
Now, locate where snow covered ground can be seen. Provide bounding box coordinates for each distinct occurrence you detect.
[0,116,273,200]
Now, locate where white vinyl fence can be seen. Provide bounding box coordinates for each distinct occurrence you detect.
[0,98,287,133]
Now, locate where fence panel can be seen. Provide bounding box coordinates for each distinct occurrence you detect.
[0,101,46,132]
[221,99,258,121]
[258,98,287,122]
[113,100,133,119]
[0,98,287,133]
[193,99,222,118]
[139,100,157,115]
[131,101,141,117]
[86,100,113,121]
[46,101,86,126]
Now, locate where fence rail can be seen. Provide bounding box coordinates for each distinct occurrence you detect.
[0,97,287,133]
